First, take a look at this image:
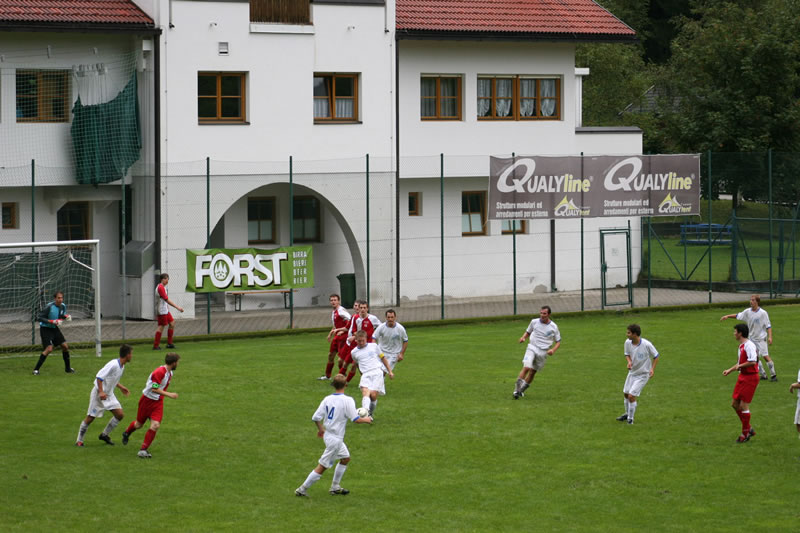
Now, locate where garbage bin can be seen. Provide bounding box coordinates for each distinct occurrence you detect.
[336,273,356,309]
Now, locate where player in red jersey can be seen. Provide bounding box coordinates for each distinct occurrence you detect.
[121,352,180,458]
[723,323,759,443]
[333,299,363,378]
[320,294,351,381]
[153,273,184,350]
[339,301,378,383]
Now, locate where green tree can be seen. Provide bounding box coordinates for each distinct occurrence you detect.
[659,0,800,204]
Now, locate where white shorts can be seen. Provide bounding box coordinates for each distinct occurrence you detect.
[87,390,121,418]
[753,339,768,357]
[359,370,386,395]
[522,346,547,371]
[383,352,400,371]
[318,434,349,469]
[794,396,800,425]
[623,372,650,398]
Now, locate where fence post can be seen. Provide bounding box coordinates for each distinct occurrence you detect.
[512,152,517,316]
[289,156,294,329]
[366,154,370,302]
[206,157,211,334]
[440,153,444,321]
[647,217,652,307]
[121,174,127,340]
[580,152,584,311]
[31,159,36,345]
[707,150,712,303]
[768,148,773,299]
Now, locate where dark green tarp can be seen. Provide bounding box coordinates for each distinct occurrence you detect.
[71,73,141,185]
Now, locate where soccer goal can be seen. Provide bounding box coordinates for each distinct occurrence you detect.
[0,239,101,357]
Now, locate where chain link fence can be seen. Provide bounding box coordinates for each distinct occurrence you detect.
[2,151,799,354]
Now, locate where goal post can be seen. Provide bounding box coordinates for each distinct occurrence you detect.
[0,239,102,357]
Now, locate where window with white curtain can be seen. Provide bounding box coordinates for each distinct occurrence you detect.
[314,74,359,122]
[421,75,462,120]
[461,191,486,236]
[477,75,561,120]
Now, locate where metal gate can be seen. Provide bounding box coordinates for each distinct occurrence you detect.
[600,227,632,309]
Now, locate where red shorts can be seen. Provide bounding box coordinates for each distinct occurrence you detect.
[330,335,346,354]
[338,342,354,363]
[157,312,174,327]
[136,395,165,424]
[733,373,759,403]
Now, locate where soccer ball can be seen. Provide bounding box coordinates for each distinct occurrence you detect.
[357,407,369,418]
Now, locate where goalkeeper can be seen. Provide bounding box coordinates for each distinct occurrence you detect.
[33,290,74,375]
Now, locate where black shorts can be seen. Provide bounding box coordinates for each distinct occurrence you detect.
[41,327,66,349]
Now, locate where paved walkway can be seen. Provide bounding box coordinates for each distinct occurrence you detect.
[2,288,763,348]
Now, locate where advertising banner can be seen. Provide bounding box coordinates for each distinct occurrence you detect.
[489,154,701,220]
[186,246,313,293]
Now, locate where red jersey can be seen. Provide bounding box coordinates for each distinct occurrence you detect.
[346,314,375,345]
[738,340,758,374]
[142,365,174,401]
[331,306,351,335]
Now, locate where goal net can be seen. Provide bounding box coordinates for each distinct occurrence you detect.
[0,240,101,357]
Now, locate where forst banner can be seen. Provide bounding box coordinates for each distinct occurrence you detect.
[488,154,701,220]
[186,246,313,293]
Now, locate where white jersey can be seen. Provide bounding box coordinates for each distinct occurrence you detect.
[736,308,771,341]
[797,369,800,399]
[526,318,561,352]
[374,322,408,354]
[156,283,169,315]
[351,343,385,375]
[312,392,358,439]
[624,338,659,376]
[93,358,125,393]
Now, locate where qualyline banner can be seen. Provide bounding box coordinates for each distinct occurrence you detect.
[186,246,314,293]
[489,154,701,220]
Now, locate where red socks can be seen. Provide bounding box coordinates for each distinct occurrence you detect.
[346,369,356,383]
[167,329,174,345]
[125,421,137,434]
[142,429,157,450]
[325,362,334,378]
[154,331,162,348]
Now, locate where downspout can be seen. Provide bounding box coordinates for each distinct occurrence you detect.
[394,34,400,306]
[154,34,162,272]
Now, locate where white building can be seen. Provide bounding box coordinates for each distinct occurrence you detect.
[0,0,641,322]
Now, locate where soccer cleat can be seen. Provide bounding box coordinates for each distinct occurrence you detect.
[65,368,75,374]
[736,434,750,443]
[512,391,520,400]
[770,375,778,382]
[317,376,331,381]
[748,428,756,438]
[153,346,161,350]
[295,487,307,497]
[627,418,634,425]
[75,441,84,447]
[760,375,768,381]
[122,432,130,445]
[329,488,350,495]
[138,449,152,458]
[32,370,40,375]
[98,434,114,445]
[167,344,176,349]
[616,414,628,421]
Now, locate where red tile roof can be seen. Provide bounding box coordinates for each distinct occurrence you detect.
[0,0,154,26]
[396,0,635,38]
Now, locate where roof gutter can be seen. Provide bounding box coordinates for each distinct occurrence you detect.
[0,22,159,34]
[395,29,637,44]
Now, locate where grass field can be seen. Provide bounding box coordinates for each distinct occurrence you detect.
[3,305,800,532]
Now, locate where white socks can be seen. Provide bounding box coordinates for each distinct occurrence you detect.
[77,421,89,443]
[301,471,322,490]
[628,401,637,421]
[369,400,377,415]
[102,417,120,436]
[331,463,347,490]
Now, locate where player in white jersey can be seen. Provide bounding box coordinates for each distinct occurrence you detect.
[790,370,800,440]
[295,374,372,497]
[351,330,394,417]
[513,306,561,399]
[373,309,408,372]
[721,294,776,381]
[75,344,133,446]
[616,324,659,425]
